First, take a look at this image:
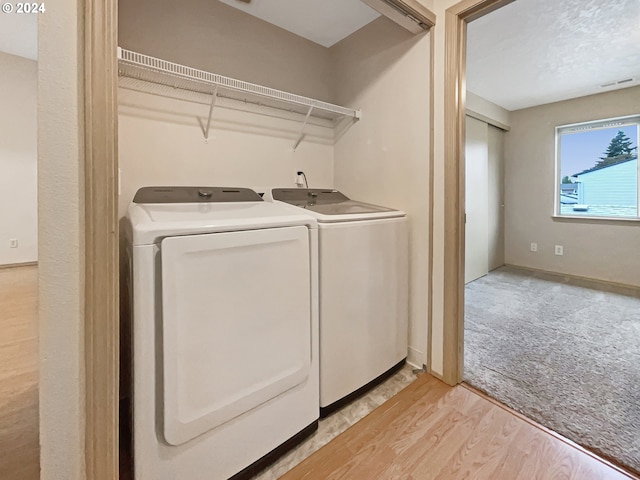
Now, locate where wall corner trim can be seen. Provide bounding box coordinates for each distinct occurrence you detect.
[465,108,511,131]
[84,0,120,478]
[440,0,516,387]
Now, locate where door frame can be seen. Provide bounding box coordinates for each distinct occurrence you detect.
[82,0,503,471]
[89,0,512,432]
[81,0,518,471]
[82,0,438,476]
[84,0,119,478]
[441,0,514,384]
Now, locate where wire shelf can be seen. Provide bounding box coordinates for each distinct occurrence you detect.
[117,48,361,123]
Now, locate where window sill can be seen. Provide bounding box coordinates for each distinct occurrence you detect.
[552,214,640,225]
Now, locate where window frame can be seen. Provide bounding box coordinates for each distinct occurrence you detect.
[554,114,640,221]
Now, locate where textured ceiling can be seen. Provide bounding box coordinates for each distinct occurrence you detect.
[466,0,640,111]
[217,0,380,48]
[0,13,37,60]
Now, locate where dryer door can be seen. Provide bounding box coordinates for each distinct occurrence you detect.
[160,226,311,446]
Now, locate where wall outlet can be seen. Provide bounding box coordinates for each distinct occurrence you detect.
[9,238,18,248]
[555,245,564,256]
[530,242,537,252]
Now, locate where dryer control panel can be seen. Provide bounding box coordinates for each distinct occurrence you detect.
[133,186,263,204]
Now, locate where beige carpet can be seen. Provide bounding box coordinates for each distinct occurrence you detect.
[464,266,640,475]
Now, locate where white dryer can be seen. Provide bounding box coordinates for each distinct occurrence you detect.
[124,186,319,480]
[263,188,408,415]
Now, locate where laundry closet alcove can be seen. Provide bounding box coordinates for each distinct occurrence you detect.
[117,0,433,478]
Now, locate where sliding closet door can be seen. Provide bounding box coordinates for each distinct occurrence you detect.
[464,116,489,284]
[487,124,505,271]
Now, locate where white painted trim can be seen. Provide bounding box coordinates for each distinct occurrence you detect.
[551,215,640,224]
[466,108,510,131]
[407,346,424,369]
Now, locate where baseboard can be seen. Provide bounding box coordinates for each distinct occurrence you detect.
[406,346,424,369]
[504,264,640,297]
[0,261,37,269]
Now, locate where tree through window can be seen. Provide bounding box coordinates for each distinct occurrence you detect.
[556,115,639,219]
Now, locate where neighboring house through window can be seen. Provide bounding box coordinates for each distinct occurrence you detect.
[556,115,639,219]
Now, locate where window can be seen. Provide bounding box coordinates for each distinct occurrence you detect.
[556,115,639,219]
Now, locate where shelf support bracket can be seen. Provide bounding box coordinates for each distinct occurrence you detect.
[204,86,218,140]
[293,106,314,151]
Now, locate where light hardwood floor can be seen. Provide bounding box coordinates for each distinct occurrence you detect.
[280,373,638,480]
[0,265,39,480]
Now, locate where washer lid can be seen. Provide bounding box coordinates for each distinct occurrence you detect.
[271,188,405,221]
[128,187,316,245]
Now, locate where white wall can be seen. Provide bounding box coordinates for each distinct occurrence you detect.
[38,2,85,478]
[117,0,336,218]
[504,86,640,286]
[118,0,333,101]
[118,92,335,218]
[331,17,431,368]
[0,52,37,265]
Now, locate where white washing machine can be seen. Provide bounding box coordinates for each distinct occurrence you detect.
[263,188,408,415]
[124,186,319,480]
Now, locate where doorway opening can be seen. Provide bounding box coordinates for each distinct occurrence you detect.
[458,0,640,474]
